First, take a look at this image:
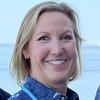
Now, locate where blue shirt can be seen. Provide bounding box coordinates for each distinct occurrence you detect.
[95,85,100,100]
[8,76,79,100]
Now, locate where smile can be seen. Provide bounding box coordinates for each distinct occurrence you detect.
[46,59,67,65]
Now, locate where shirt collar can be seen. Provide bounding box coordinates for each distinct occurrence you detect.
[23,76,77,100]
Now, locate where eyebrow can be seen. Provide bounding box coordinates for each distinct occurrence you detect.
[34,28,73,36]
[37,31,50,34]
[34,31,50,37]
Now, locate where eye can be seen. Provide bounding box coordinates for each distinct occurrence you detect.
[60,34,73,41]
[38,36,49,41]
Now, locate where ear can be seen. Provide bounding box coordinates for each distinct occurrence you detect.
[22,46,30,59]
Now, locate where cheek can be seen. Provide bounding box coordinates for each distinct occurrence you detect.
[66,42,77,59]
[30,45,49,62]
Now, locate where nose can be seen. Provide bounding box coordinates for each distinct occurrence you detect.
[50,40,64,56]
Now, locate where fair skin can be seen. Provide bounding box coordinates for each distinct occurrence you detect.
[23,11,77,95]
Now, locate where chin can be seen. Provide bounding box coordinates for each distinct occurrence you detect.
[51,75,67,84]
[52,79,67,86]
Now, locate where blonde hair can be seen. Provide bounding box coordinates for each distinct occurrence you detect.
[10,1,82,85]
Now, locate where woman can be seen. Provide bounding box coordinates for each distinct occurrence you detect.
[9,1,82,100]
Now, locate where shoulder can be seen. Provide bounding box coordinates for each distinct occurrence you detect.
[8,90,31,100]
[0,88,11,100]
[67,88,79,100]
[95,85,100,100]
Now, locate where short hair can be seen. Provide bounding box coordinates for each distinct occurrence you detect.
[10,1,82,85]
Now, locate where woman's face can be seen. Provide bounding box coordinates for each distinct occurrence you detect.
[24,11,77,86]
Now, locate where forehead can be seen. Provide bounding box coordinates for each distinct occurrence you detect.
[35,11,73,33]
[38,11,72,25]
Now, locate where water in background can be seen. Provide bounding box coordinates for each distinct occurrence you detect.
[0,43,100,100]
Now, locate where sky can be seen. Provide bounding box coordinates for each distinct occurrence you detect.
[0,0,100,45]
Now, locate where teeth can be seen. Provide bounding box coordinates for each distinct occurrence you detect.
[47,60,66,64]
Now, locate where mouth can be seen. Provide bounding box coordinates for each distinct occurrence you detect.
[45,59,67,65]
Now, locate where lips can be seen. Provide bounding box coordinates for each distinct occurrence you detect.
[45,59,67,65]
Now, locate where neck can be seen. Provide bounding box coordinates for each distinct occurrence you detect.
[46,80,68,96]
[30,73,68,96]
